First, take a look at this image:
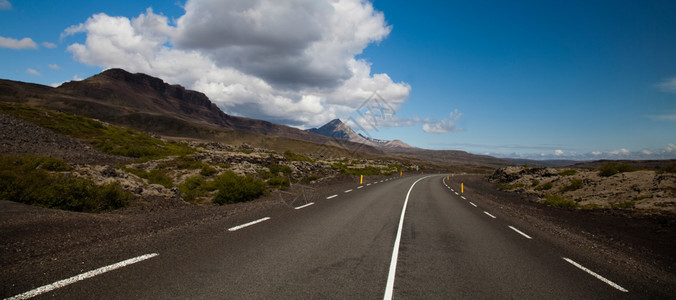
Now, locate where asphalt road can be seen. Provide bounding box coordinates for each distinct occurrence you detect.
[8,174,664,299]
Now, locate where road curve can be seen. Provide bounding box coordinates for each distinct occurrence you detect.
[7,175,661,299]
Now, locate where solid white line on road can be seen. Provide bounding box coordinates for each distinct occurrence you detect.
[344,189,353,193]
[483,211,497,219]
[384,175,433,300]
[8,253,159,300]
[357,186,364,189]
[508,226,533,239]
[469,202,477,207]
[326,194,338,199]
[562,257,628,292]
[294,202,315,210]
[460,196,466,200]
[228,217,271,232]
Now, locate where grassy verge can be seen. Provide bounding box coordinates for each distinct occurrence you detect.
[543,193,578,208]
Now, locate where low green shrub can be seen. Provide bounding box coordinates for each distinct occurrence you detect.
[200,166,218,176]
[559,178,583,193]
[531,179,540,187]
[178,175,212,203]
[0,155,130,212]
[535,182,553,191]
[284,150,314,162]
[543,193,578,208]
[212,171,266,205]
[658,163,676,174]
[559,169,577,176]
[498,183,525,190]
[267,176,290,189]
[598,162,637,177]
[268,163,292,175]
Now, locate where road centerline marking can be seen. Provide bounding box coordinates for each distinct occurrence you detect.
[294,202,314,210]
[384,175,433,300]
[228,217,271,231]
[8,253,159,300]
[469,202,477,207]
[483,211,497,219]
[508,226,533,239]
[562,257,628,292]
[344,189,353,193]
[326,194,338,199]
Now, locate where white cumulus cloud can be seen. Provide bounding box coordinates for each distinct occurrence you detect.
[61,1,411,127]
[26,68,40,76]
[422,109,464,134]
[42,42,57,49]
[0,36,38,49]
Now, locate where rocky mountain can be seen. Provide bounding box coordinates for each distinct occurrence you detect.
[0,69,381,155]
[307,119,415,150]
[0,68,511,167]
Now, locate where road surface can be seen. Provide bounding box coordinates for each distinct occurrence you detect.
[6,175,665,299]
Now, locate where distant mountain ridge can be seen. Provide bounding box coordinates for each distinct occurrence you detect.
[0,68,512,168]
[307,119,415,150]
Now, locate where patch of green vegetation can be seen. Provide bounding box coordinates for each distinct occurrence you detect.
[498,183,525,190]
[267,176,290,190]
[559,169,577,176]
[543,193,578,208]
[212,171,266,205]
[200,166,218,176]
[284,150,314,162]
[658,163,676,174]
[0,155,130,212]
[535,182,554,191]
[300,174,321,184]
[598,162,638,177]
[0,103,194,160]
[126,168,174,188]
[531,179,540,187]
[178,175,214,203]
[268,163,292,175]
[559,178,583,193]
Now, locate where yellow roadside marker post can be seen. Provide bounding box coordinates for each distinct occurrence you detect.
[360,175,363,185]
[461,183,464,193]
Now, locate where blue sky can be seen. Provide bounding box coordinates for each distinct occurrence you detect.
[1,0,675,160]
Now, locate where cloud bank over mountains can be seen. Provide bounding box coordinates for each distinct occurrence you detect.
[491,144,676,161]
[61,0,412,128]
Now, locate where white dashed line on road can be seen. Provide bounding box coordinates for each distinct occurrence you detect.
[508,226,532,239]
[228,217,271,232]
[562,257,628,292]
[469,202,477,207]
[294,202,314,210]
[8,253,159,300]
[460,196,466,200]
[344,189,353,193]
[483,211,496,219]
[326,194,338,199]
